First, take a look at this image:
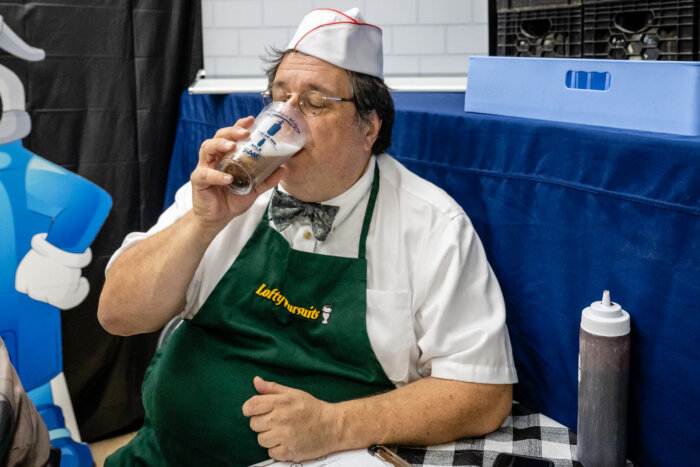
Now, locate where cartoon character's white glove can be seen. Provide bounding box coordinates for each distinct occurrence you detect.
[15,233,92,310]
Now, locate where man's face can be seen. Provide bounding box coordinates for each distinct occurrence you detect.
[273,51,380,202]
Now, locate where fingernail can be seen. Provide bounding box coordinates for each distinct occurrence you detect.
[222,174,232,182]
[224,141,234,149]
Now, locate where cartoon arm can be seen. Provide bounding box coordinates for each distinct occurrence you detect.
[15,156,112,309]
[0,15,45,62]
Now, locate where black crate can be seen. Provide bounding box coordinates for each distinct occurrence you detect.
[496,2,583,57]
[497,0,580,13]
[582,0,699,60]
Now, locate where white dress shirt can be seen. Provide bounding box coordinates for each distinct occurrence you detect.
[107,154,518,386]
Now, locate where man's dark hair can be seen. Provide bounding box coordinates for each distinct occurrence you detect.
[264,48,394,155]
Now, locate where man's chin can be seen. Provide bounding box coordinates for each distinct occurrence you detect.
[279,164,316,197]
[280,153,306,178]
[280,171,304,189]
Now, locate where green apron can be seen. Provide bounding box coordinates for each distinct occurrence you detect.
[106,166,394,466]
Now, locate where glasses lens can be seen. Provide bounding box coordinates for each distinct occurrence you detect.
[300,90,325,117]
[271,88,289,103]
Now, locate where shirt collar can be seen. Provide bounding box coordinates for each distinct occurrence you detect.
[277,156,376,229]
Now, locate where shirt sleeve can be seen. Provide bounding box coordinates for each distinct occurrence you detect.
[412,213,518,384]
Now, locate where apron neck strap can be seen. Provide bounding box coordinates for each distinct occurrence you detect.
[358,163,380,260]
[262,163,381,260]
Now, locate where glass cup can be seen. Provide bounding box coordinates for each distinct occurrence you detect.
[217,101,308,195]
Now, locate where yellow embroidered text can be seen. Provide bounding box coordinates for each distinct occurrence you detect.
[255,283,320,320]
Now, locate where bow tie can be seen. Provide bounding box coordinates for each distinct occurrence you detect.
[268,188,340,241]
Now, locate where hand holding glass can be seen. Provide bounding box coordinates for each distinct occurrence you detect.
[218,102,308,195]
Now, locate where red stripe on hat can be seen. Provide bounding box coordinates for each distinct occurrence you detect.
[293,21,382,50]
[304,8,382,31]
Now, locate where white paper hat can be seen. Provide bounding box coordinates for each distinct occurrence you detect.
[287,8,384,79]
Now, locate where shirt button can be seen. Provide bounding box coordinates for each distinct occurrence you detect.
[304,231,312,240]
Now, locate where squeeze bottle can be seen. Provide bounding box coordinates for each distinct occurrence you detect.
[577,290,630,467]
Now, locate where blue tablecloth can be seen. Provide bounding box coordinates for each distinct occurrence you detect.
[166,91,700,467]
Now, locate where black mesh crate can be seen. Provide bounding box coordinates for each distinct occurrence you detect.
[497,0,580,12]
[582,0,699,60]
[496,1,583,57]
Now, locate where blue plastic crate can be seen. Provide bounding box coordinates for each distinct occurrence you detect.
[464,56,700,135]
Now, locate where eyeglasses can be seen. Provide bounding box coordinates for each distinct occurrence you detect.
[261,88,354,117]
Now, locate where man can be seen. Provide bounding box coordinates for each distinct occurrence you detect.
[99,8,517,465]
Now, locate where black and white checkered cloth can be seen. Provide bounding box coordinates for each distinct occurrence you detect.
[393,402,583,467]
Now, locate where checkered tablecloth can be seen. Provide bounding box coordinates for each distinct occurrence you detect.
[392,402,583,467]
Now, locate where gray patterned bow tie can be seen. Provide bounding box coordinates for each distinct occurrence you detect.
[269,188,339,241]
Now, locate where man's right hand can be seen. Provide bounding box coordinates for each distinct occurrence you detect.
[191,116,284,233]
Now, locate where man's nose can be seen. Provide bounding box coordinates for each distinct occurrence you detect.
[286,92,301,109]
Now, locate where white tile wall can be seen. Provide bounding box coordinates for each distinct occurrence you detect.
[202,0,489,78]
[238,27,289,56]
[212,1,263,27]
[472,0,489,23]
[366,0,418,25]
[262,0,312,27]
[393,26,446,54]
[418,0,471,24]
[203,28,239,55]
[447,25,489,54]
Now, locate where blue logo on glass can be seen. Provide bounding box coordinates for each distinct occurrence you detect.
[256,119,284,148]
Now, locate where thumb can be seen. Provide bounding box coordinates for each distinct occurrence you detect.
[253,376,288,395]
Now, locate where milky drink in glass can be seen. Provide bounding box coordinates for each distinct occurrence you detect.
[218,102,308,194]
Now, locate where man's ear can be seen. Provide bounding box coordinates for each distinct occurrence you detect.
[363,110,382,153]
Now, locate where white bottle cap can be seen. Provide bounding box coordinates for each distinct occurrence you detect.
[581,290,631,337]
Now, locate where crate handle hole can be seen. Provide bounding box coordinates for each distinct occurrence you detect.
[565,71,611,91]
[614,11,654,33]
[520,18,552,38]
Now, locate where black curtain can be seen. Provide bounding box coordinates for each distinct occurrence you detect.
[0,0,202,441]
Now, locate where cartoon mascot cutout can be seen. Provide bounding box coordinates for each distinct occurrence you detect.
[0,15,112,466]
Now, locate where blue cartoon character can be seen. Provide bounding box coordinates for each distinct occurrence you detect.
[0,15,111,466]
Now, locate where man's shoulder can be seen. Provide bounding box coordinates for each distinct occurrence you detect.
[377,154,464,219]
